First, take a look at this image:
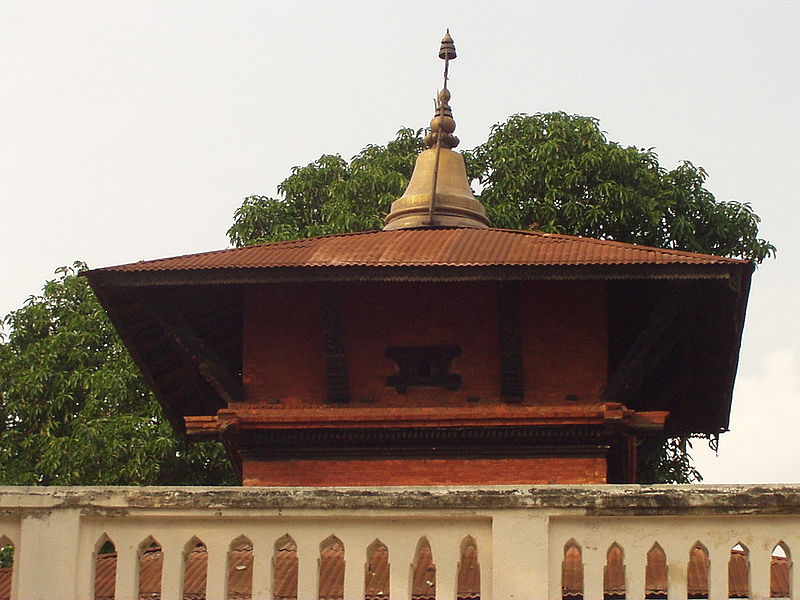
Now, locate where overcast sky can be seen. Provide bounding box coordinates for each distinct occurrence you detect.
[2,1,798,483]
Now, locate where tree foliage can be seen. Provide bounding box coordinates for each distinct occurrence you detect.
[0,263,235,485]
[229,112,774,264]
[229,128,424,245]
[637,436,703,485]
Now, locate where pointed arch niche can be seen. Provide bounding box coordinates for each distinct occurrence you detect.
[228,535,253,600]
[93,534,116,600]
[274,534,298,600]
[728,543,750,599]
[319,534,345,600]
[562,539,583,600]
[365,539,389,600]
[687,542,709,599]
[0,536,15,600]
[603,542,625,600]
[137,536,163,599]
[457,536,480,600]
[411,537,435,600]
[645,542,667,600]
[771,542,791,599]
[182,537,207,600]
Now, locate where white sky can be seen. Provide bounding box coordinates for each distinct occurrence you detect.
[2,1,798,483]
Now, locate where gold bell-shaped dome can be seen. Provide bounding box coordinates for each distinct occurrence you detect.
[383,32,490,230]
[383,146,490,230]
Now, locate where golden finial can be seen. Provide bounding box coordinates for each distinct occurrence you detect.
[383,31,489,230]
[424,30,459,150]
[439,30,456,60]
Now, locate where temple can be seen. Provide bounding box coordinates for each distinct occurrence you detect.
[85,33,752,486]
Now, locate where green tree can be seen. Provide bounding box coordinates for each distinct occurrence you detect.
[229,128,424,245]
[229,112,775,483]
[0,263,235,486]
[230,113,773,263]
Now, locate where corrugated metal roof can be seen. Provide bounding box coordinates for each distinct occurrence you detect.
[771,555,791,598]
[319,539,344,600]
[561,548,791,599]
[91,228,745,274]
[92,543,254,600]
[364,543,389,600]
[0,567,10,600]
[86,541,477,600]
[274,537,298,600]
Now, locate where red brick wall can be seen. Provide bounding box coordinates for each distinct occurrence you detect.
[243,284,326,407]
[242,456,607,486]
[519,280,608,404]
[243,280,607,407]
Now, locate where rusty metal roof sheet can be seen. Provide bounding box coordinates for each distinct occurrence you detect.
[7,545,787,600]
[91,228,746,274]
[771,555,790,598]
[0,567,10,600]
[91,544,254,600]
[561,549,790,599]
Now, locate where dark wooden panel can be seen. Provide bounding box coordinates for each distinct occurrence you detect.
[498,282,524,402]
[320,285,351,404]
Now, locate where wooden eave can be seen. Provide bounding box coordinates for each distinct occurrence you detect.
[185,404,669,438]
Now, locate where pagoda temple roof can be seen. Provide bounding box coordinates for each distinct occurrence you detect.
[86,227,749,286]
[84,227,752,440]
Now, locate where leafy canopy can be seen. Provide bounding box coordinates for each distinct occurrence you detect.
[229,112,774,264]
[0,263,235,485]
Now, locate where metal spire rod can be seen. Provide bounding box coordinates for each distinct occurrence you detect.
[442,29,453,90]
[428,30,458,226]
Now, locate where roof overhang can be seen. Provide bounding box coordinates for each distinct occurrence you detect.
[84,229,754,440]
[86,261,748,286]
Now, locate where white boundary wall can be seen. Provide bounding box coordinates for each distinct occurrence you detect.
[0,484,798,600]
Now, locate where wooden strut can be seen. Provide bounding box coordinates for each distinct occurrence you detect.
[320,285,351,404]
[648,308,696,410]
[498,281,524,402]
[602,283,690,405]
[146,299,244,405]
